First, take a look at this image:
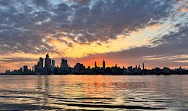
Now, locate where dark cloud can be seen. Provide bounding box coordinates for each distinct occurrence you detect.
[66,0,174,42]
[32,0,49,7]
[70,0,91,5]
[0,0,176,53]
[0,0,187,68]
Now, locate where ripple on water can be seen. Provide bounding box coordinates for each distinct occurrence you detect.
[0,75,187,110]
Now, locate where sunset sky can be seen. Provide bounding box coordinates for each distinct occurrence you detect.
[0,0,188,72]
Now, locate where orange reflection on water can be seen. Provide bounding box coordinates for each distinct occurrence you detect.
[53,75,113,95]
[0,75,187,110]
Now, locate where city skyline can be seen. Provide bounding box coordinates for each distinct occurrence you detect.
[1,53,188,73]
[4,54,144,73]
[0,0,188,72]
[3,54,188,75]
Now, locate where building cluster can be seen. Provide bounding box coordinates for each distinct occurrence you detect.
[4,54,188,75]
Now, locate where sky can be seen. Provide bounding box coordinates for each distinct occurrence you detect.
[0,0,188,72]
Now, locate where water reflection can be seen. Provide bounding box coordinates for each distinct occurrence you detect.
[0,75,187,110]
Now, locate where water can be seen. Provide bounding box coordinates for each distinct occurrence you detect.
[0,75,187,111]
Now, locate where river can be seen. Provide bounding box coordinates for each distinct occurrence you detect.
[0,75,187,110]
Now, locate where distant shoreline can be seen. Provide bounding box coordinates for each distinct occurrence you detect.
[0,73,187,75]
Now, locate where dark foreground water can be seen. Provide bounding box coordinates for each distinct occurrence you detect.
[0,75,187,111]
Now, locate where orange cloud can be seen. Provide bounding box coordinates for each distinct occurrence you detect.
[147,24,163,32]
[42,22,169,59]
[176,0,188,12]
[180,8,188,12]
[0,21,172,72]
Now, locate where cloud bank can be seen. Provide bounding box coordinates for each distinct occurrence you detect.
[0,0,187,71]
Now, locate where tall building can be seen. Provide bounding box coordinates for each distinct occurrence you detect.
[74,63,85,72]
[34,65,38,72]
[52,60,55,68]
[95,61,97,69]
[143,63,145,70]
[18,68,22,73]
[23,65,28,73]
[38,57,43,70]
[45,54,51,68]
[61,59,68,69]
[128,66,133,71]
[32,66,35,72]
[103,60,105,69]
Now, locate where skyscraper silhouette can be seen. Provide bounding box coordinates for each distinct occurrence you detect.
[95,61,97,69]
[61,59,68,69]
[52,60,55,68]
[45,54,51,68]
[143,63,145,70]
[23,65,28,73]
[103,60,105,69]
[38,57,43,70]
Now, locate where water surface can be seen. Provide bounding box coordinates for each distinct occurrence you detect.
[0,75,187,110]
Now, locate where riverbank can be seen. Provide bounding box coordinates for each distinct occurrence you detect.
[0,73,188,75]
